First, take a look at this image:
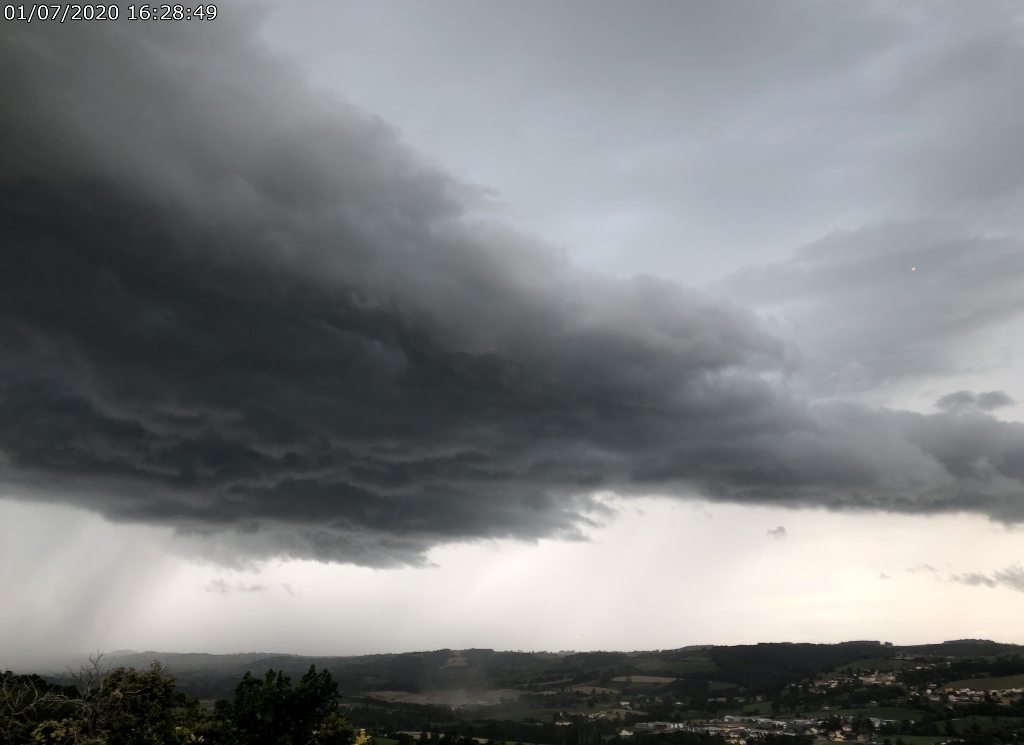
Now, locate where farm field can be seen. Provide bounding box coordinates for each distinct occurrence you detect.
[945,672,1024,690]
[821,739,948,745]
[632,657,719,675]
[567,685,617,695]
[803,707,924,720]
[707,681,740,692]
[368,689,522,706]
[732,701,774,716]
[836,657,929,673]
[949,715,1024,734]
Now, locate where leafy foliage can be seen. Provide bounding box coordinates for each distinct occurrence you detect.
[232,665,344,745]
[1,657,354,745]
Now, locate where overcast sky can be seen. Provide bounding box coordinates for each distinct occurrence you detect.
[3,0,1024,658]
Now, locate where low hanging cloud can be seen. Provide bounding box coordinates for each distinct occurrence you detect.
[767,526,787,540]
[908,564,1024,593]
[950,565,1024,593]
[950,572,998,588]
[204,579,267,595]
[936,390,1016,414]
[2,19,1024,566]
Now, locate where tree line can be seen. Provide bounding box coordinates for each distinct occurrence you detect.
[1,655,365,745]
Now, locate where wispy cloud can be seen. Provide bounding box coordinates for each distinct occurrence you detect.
[949,572,997,588]
[204,579,267,595]
[950,565,1024,593]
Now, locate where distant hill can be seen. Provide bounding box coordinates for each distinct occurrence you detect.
[900,639,1024,657]
[11,639,1022,700]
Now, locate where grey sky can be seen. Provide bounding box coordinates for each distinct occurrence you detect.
[263,1,1024,281]
[2,1,1024,653]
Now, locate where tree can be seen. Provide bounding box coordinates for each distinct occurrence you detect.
[21,658,184,745]
[2,660,353,745]
[231,665,348,745]
[1,672,75,744]
[90,663,179,745]
[311,713,357,745]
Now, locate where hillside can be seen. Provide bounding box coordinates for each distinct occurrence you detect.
[17,639,1021,701]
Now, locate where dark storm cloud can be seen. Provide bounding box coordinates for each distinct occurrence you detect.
[2,17,1024,565]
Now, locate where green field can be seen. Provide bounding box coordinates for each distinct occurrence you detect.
[946,672,1024,690]
[950,715,1024,734]
[630,656,719,676]
[707,680,740,692]
[804,707,924,720]
[734,701,775,715]
[486,704,636,722]
[836,657,927,673]
[567,685,618,695]
[678,709,710,721]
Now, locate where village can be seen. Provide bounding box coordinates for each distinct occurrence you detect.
[528,660,1024,745]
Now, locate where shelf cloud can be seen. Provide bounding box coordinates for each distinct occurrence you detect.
[2,18,1023,566]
